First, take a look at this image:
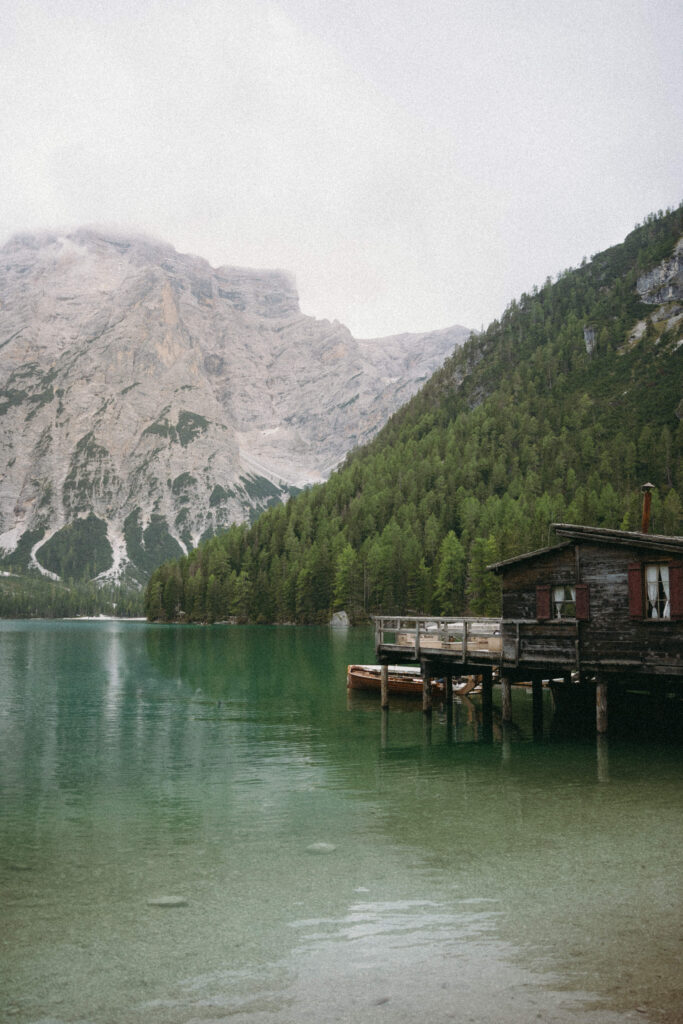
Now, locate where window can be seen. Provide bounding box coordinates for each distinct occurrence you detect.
[536,583,589,621]
[645,564,670,619]
[552,585,576,618]
[629,561,683,620]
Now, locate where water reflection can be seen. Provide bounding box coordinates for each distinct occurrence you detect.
[104,624,123,721]
[596,733,610,783]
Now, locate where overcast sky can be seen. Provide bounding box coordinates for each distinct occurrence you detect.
[1,0,681,337]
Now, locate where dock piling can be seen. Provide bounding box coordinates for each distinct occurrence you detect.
[380,663,389,709]
[422,667,433,715]
[596,734,609,782]
[532,676,544,740]
[596,677,608,734]
[501,675,512,723]
[481,668,493,742]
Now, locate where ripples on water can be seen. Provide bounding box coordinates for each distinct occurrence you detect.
[0,620,681,1023]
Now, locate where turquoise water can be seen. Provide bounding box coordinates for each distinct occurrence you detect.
[1,620,681,1024]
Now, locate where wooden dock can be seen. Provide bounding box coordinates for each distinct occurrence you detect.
[374,615,502,668]
[371,524,683,735]
[373,525,683,735]
[373,615,505,721]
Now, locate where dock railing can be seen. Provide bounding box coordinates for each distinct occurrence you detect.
[373,615,503,665]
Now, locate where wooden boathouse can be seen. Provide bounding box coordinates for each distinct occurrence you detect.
[374,523,683,733]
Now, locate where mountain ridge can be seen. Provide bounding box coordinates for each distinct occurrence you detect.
[0,229,470,583]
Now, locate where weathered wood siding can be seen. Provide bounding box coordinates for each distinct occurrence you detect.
[517,621,578,668]
[499,540,682,679]
[500,546,576,621]
[578,542,681,677]
[500,547,577,668]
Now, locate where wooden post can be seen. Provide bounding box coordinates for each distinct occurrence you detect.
[531,675,543,741]
[380,663,389,709]
[501,675,512,723]
[422,667,432,715]
[501,723,512,761]
[444,674,454,740]
[596,677,608,734]
[596,733,609,783]
[481,668,493,742]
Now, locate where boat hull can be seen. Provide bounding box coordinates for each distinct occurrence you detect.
[344,665,480,697]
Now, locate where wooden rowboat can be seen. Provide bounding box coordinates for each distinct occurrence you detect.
[346,665,481,698]
[347,664,432,696]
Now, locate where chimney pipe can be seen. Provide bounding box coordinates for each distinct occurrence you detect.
[640,482,655,533]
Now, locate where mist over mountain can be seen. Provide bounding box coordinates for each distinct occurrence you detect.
[0,229,469,583]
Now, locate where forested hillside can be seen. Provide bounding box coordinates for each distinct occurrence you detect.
[146,207,683,624]
[0,574,144,619]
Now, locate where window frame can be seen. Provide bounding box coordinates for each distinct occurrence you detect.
[629,561,683,621]
[552,584,576,619]
[536,583,589,621]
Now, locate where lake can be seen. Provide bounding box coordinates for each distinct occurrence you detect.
[1,620,681,1024]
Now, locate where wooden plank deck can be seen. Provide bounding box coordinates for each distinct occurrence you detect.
[374,615,503,668]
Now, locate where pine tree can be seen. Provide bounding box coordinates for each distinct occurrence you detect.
[433,532,466,614]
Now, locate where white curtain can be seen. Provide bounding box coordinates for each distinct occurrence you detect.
[553,586,564,618]
[661,565,670,619]
[646,564,670,619]
[552,586,576,618]
[646,565,660,618]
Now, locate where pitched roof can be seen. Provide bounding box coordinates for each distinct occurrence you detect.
[487,540,571,573]
[552,523,683,553]
[487,523,683,573]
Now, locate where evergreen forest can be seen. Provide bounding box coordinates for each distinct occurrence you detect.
[0,573,144,619]
[145,206,683,623]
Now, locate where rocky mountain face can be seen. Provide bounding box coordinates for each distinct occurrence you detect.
[637,235,683,305]
[0,230,469,582]
[627,236,683,346]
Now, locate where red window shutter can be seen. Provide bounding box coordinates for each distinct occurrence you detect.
[669,562,683,620]
[536,585,551,620]
[575,583,590,621]
[628,563,643,618]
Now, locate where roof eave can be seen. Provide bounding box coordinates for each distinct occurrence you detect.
[552,522,683,553]
[487,524,683,574]
[487,541,572,574]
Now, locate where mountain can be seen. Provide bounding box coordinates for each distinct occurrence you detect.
[144,206,683,624]
[0,229,469,583]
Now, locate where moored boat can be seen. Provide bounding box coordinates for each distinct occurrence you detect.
[347,664,427,696]
[347,665,480,697]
